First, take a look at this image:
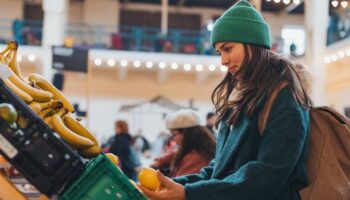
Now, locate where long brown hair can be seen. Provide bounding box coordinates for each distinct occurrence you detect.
[211,44,312,126]
[172,126,216,167]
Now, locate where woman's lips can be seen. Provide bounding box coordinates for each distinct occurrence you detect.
[228,66,236,73]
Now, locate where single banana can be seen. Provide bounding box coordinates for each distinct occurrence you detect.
[38,108,54,119]
[63,113,100,146]
[79,145,103,158]
[29,102,42,114]
[8,44,25,81]
[50,113,94,149]
[0,44,11,62]
[43,116,53,129]
[28,100,58,114]
[3,78,33,103]
[28,73,75,112]
[7,68,53,102]
[3,49,13,65]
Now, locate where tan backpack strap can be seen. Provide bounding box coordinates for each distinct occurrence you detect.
[258,81,289,136]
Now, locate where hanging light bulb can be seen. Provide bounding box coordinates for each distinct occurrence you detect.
[274,0,281,3]
[341,0,348,8]
[332,0,339,7]
[283,0,291,4]
[293,0,301,4]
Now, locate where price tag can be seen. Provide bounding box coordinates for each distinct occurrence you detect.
[0,63,11,79]
[0,134,18,158]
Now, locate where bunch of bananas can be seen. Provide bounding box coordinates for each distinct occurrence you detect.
[0,42,102,158]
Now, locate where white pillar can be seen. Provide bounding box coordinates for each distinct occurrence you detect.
[161,0,169,35]
[42,0,68,47]
[304,0,329,106]
[41,0,68,79]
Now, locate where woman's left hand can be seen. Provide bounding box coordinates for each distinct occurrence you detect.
[139,171,186,200]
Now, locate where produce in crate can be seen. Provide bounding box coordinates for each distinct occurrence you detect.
[0,42,101,158]
[0,103,18,124]
[105,153,119,166]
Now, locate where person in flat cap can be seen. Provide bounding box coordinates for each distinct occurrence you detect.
[140,1,311,199]
[151,109,216,178]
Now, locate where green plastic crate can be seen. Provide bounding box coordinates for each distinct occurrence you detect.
[59,154,148,200]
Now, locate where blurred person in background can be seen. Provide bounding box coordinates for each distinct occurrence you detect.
[151,109,216,177]
[205,112,217,137]
[132,130,151,157]
[140,1,311,199]
[109,120,141,181]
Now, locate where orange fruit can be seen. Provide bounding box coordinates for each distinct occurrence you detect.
[138,168,160,191]
[105,153,119,166]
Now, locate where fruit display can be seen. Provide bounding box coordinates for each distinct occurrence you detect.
[0,42,101,158]
[138,168,161,191]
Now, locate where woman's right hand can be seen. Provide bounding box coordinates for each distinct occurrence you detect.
[139,171,186,200]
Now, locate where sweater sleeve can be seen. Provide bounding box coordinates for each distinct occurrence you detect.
[183,108,309,200]
[173,159,216,185]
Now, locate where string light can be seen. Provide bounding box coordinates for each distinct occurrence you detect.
[331,0,349,8]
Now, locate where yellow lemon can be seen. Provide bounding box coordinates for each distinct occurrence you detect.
[138,168,161,191]
[106,153,119,166]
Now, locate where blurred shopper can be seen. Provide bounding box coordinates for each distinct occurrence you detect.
[132,130,151,156]
[140,1,312,200]
[151,109,216,178]
[205,112,217,137]
[109,120,141,181]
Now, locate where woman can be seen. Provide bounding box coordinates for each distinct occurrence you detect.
[109,120,140,181]
[151,109,216,177]
[139,1,312,200]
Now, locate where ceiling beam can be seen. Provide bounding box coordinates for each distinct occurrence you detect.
[279,0,304,14]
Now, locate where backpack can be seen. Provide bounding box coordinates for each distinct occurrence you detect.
[258,81,350,200]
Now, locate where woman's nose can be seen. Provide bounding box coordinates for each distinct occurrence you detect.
[221,55,229,66]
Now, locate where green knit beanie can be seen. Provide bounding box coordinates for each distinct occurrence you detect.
[211,0,271,49]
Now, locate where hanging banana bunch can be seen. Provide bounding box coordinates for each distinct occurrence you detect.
[0,41,102,159]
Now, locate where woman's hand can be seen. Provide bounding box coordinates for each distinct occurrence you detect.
[139,171,185,200]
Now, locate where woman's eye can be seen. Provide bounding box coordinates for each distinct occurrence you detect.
[224,47,232,52]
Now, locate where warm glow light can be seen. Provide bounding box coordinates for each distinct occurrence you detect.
[94,58,102,66]
[195,64,203,72]
[120,60,128,67]
[341,0,348,8]
[159,62,166,69]
[331,54,338,61]
[293,0,300,4]
[17,55,22,62]
[107,59,115,67]
[133,60,141,68]
[184,64,192,71]
[209,64,216,71]
[332,0,339,7]
[171,63,178,70]
[28,54,36,62]
[220,65,228,72]
[146,61,153,68]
